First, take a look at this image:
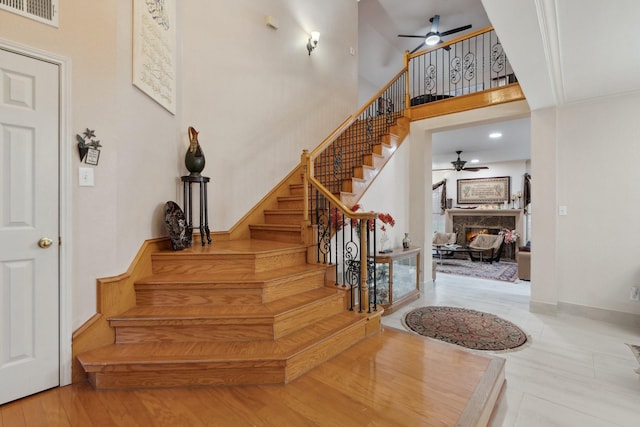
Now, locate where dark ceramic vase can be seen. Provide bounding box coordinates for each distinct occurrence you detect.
[185,126,205,176]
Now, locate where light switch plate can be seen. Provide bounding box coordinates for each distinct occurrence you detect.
[79,167,94,186]
[558,205,568,216]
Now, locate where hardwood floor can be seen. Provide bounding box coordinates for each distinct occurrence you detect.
[1,327,503,426]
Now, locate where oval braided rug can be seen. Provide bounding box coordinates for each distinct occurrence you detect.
[403,306,527,351]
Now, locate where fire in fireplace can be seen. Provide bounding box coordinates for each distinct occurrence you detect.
[465,226,500,244]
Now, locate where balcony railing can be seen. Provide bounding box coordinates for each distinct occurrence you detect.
[406,27,516,107]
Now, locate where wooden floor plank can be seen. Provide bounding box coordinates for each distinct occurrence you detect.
[0,401,26,427]
[2,327,503,426]
[55,384,96,427]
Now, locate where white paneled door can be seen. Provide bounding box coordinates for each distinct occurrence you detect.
[0,48,60,404]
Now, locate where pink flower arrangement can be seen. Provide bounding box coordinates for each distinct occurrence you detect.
[499,228,519,244]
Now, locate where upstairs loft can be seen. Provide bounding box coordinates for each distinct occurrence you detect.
[404,26,524,121]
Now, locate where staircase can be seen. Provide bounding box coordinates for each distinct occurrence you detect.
[77,179,382,390]
[314,115,409,207]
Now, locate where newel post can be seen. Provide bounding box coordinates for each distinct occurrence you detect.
[359,219,368,313]
[301,150,310,222]
[404,50,411,114]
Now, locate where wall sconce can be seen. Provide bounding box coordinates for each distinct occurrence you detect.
[307,31,320,55]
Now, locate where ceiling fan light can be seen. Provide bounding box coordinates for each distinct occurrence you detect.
[425,34,440,46]
[452,159,466,171]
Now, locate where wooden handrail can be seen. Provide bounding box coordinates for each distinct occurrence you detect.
[407,25,495,60]
[309,67,408,160]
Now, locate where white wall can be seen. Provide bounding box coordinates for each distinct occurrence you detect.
[358,140,411,252]
[0,2,182,329]
[552,94,640,315]
[0,0,359,330]
[182,0,359,230]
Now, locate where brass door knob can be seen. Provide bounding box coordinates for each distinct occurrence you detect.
[38,237,53,248]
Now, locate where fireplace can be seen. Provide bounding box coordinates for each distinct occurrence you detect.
[444,209,524,261]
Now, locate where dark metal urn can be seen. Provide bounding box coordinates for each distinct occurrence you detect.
[185,126,205,176]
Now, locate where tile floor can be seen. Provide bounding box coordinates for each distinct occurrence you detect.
[381,273,640,427]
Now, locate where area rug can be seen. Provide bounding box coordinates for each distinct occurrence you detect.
[435,258,518,282]
[403,306,528,351]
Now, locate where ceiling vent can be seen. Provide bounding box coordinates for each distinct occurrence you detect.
[0,0,58,27]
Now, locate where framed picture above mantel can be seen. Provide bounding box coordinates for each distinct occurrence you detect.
[457,176,510,204]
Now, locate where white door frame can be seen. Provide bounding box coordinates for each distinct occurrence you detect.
[0,38,72,386]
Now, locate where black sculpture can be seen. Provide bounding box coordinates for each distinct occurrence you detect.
[164,201,191,250]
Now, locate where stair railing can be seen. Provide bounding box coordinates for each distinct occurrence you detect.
[310,68,408,195]
[300,69,408,314]
[300,154,377,313]
[406,26,516,107]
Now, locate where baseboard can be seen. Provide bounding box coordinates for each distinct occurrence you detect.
[530,299,640,327]
[529,300,557,315]
[557,302,640,328]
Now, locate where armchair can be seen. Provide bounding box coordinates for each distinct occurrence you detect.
[432,232,457,246]
[468,234,504,263]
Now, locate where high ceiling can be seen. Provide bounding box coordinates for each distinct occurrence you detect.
[358,0,522,166]
[359,0,640,167]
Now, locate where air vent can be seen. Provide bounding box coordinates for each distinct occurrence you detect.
[0,0,58,27]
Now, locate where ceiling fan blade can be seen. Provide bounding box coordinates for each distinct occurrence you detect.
[463,166,489,172]
[439,24,472,37]
[432,167,454,171]
[398,34,428,38]
[410,42,425,54]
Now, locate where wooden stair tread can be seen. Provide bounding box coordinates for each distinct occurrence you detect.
[249,224,302,230]
[135,263,327,287]
[112,288,343,322]
[263,209,303,214]
[152,239,306,256]
[78,311,372,370]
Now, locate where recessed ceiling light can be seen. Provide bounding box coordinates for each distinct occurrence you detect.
[470,159,479,163]
[489,132,502,139]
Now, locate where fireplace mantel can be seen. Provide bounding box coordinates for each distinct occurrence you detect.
[445,209,524,246]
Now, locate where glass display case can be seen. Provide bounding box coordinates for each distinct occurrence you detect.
[372,247,421,314]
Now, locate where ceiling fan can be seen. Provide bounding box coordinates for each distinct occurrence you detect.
[433,151,489,172]
[398,15,472,54]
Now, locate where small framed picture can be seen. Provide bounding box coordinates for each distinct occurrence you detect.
[85,148,100,166]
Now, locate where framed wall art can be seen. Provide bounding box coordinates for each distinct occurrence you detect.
[457,176,510,204]
[132,0,176,114]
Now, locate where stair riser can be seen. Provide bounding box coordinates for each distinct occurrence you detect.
[135,270,327,306]
[277,199,306,209]
[114,323,275,344]
[363,154,384,169]
[135,287,263,306]
[342,178,367,194]
[113,293,345,344]
[274,295,345,339]
[262,272,326,303]
[250,228,303,244]
[353,166,376,181]
[89,365,286,390]
[151,250,307,275]
[264,212,304,225]
[288,184,305,196]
